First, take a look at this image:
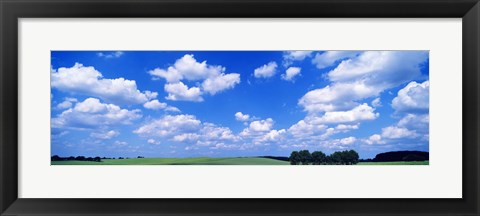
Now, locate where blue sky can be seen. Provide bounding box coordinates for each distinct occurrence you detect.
[51,51,429,159]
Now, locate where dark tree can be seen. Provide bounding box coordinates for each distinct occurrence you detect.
[298,150,312,165]
[311,151,327,165]
[349,150,360,164]
[373,151,428,162]
[330,152,343,164]
[51,155,61,161]
[289,151,301,165]
[75,156,86,161]
[94,157,102,162]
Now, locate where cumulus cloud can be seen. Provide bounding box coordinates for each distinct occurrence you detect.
[299,51,428,113]
[143,99,166,109]
[90,130,120,140]
[235,112,250,121]
[248,118,274,132]
[398,114,429,131]
[320,136,357,149]
[335,124,359,130]
[56,97,77,109]
[143,99,180,112]
[281,67,302,81]
[283,51,313,66]
[287,120,327,138]
[148,54,240,101]
[371,98,382,107]
[164,82,203,102]
[257,129,286,144]
[307,103,379,124]
[113,140,128,146]
[51,63,157,105]
[363,134,385,145]
[97,51,124,59]
[147,139,161,145]
[133,114,201,137]
[312,51,360,69]
[202,73,240,95]
[254,62,278,78]
[133,114,239,147]
[52,98,142,129]
[381,126,417,139]
[392,81,429,113]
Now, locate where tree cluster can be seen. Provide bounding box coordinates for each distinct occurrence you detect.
[372,151,428,162]
[51,155,102,162]
[289,150,359,165]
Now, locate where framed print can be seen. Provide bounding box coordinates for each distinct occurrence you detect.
[1,0,479,215]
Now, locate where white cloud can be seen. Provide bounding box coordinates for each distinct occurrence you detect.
[363,134,385,145]
[173,133,200,142]
[339,136,357,145]
[143,99,167,110]
[164,82,203,102]
[281,67,302,81]
[90,130,120,140]
[299,51,428,113]
[381,126,417,139]
[97,51,124,59]
[335,124,359,130]
[371,98,382,107]
[164,106,181,112]
[133,114,239,147]
[307,103,379,124]
[113,140,128,146]
[283,51,313,66]
[202,73,240,95]
[56,97,77,109]
[133,114,201,137]
[148,54,240,100]
[143,99,180,112]
[287,120,327,138]
[392,81,429,112]
[149,54,223,83]
[200,123,239,142]
[257,129,286,143]
[254,62,278,78]
[235,112,250,121]
[51,63,156,105]
[248,118,274,132]
[52,98,142,129]
[312,51,360,69]
[319,136,357,149]
[398,114,429,131]
[147,139,161,145]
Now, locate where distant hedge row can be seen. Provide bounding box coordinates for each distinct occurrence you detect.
[289,150,359,165]
[51,155,146,162]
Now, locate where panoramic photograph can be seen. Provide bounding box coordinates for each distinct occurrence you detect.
[51,51,429,165]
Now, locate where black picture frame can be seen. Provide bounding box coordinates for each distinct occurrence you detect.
[1,0,479,215]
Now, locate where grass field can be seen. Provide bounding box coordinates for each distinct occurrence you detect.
[357,161,429,165]
[51,157,290,165]
[51,158,429,165]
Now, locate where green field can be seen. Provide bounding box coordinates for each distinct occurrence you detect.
[357,161,429,165]
[51,158,429,165]
[51,157,290,165]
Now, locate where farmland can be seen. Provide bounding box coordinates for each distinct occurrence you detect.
[51,157,290,165]
[51,157,428,165]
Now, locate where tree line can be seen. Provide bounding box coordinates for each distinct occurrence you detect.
[51,155,103,162]
[51,155,147,162]
[289,150,359,165]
